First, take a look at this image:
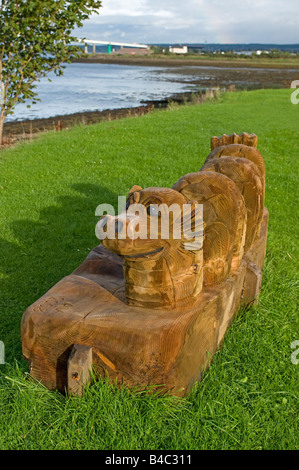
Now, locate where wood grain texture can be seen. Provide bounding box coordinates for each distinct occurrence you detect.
[206,143,265,189]
[21,133,268,396]
[172,171,247,282]
[200,157,264,249]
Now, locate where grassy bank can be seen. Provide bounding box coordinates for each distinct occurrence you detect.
[0,89,298,450]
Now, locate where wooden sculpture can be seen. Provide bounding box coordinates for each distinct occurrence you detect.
[21,133,268,396]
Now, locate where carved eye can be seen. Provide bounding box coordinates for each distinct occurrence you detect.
[147,205,159,216]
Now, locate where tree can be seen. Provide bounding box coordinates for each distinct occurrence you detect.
[0,0,102,145]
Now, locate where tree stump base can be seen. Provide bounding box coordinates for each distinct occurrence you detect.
[21,209,268,397]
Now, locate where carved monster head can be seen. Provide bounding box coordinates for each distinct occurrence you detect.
[98,185,204,309]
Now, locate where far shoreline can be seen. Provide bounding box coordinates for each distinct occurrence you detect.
[72,53,299,70]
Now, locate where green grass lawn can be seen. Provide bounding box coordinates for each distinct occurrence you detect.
[0,89,298,450]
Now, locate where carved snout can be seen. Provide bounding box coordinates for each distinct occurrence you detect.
[98,213,142,240]
[100,216,124,234]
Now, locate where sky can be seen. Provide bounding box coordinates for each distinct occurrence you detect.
[75,0,299,45]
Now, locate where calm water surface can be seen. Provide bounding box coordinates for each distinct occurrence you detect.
[8,63,199,122]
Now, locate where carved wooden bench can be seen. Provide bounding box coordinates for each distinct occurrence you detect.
[21,133,268,396]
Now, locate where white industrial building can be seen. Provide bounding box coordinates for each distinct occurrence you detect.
[169,45,188,54]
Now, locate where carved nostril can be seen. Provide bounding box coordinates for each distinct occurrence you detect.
[115,220,123,233]
[99,217,108,230]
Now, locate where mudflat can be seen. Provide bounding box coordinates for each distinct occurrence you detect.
[73,53,299,69]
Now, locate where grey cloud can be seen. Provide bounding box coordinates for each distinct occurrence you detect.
[75,0,299,44]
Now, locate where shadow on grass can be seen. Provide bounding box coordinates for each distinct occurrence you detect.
[0,182,118,363]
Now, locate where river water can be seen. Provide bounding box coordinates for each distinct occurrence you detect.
[7,62,297,122]
[7,63,200,122]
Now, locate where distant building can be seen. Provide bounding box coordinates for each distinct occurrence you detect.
[169,45,188,54]
[256,50,269,55]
